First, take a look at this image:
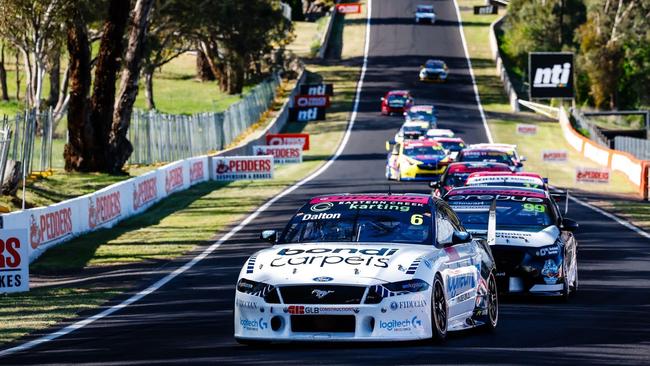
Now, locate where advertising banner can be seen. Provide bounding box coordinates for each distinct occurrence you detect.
[336,3,362,14]
[474,5,498,14]
[575,167,610,184]
[211,155,274,181]
[266,133,310,151]
[529,52,574,99]
[188,156,210,185]
[294,95,330,108]
[542,150,568,162]
[516,124,538,136]
[131,171,160,215]
[0,229,29,293]
[27,198,81,259]
[253,145,302,164]
[158,160,187,196]
[288,107,326,122]
[299,84,334,96]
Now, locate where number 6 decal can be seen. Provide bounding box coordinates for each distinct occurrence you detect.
[411,214,423,225]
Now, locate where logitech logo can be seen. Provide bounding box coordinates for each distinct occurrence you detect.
[379,316,422,331]
[240,317,268,331]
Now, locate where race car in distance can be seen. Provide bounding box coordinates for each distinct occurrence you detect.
[432,137,466,160]
[414,4,436,24]
[234,193,499,343]
[456,146,523,172]
[404,105,437,128]
[386,140,451,181]
[431,162,512,197]
[444,186,578,298]
[419,59,448,82]
[465,172,548,191]
[425,128,455,139]
[381,90,414,115]
[394,121,428,143]
[467,143,525,171]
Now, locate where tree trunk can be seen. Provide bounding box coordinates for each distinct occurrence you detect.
[109,0,155,173]
[0,44,8,101]
[89,0,131,172]
[63,7,93,171]
[47,48,61,107]
[196,49,215,81]
[143,68,155,110]
[14,51,19,100]
[225,57,245,94]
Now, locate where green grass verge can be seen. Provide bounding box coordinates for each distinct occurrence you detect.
[458,0,637,195]
[0,9,366,346]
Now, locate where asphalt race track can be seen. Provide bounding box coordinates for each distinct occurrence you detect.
[3,0,650,364]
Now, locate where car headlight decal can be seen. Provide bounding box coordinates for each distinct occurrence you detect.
[237,278,280,303]
[365,279,430,304]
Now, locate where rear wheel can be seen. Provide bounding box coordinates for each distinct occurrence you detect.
[484,272,499,330]
[431,275,447,342]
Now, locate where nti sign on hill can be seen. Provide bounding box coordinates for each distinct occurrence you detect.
[529,52,574,99]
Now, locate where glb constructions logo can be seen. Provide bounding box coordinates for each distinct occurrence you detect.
[529,52,574,99]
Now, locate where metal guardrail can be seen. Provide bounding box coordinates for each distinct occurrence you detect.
[129,73,282,165]
[614,136,650,161]
[570,109,610,147]
[489,15,521,112]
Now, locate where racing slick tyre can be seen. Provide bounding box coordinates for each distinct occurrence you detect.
[431,275,448,342]
[482,272,499,331]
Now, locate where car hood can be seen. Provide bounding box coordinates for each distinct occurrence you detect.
[423,68,446,74]
[409,155,445,164]
[242,243,434,285]
[470,226,560,248]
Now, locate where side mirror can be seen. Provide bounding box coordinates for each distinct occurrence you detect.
[260,230,278,243]
[561,218,579,232]
[386,140,396,151]
[451,231,472,245]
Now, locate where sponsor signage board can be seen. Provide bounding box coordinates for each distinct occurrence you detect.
[542,150,568,162]
[266,133,310,151]
[575,167,610,184]
[294,94,330,108]
[253,145,303,164]
[474,5,498,14]
[289,107,326,122]
[212,155,274,181]
[336,3,362,14]
[299,84,334,96]
[516,123,538,136]
[529,52,574,99]
[0,229,29,293]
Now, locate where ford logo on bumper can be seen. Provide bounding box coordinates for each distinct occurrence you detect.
[313,276,334,282]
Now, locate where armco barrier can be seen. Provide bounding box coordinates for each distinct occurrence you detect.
[559,107,649,199]
[316,2,339,59]
[489,15,520,112]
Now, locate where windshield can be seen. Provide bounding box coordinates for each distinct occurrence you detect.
[407,111,432,121]
[467,179,544,190]
[459,151,514,165]
[442,172,471,187]
[388,95,407,105]
[404,146,445,157]
[438,141,465,152]
[447,195,555,231]
[417,6,433,13]
[279,196,433,245]
[425,61,444,69]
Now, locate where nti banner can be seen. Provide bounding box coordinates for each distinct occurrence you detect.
[0,229,29,293]
[529,52,574,99]
[253,145,302,164]
[299,84,334,96]
[212,156,274,181]
[266,133,310,151]
[288,107,326,122]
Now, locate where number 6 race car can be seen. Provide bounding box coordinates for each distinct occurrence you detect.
[234,193,499,343]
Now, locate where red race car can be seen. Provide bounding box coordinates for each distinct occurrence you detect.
[380,90,414,115]
[430,161,512,197]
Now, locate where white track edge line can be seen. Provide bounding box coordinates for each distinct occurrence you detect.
[452,0,494,144]
[0,0,374,358]
[456,0,650,241]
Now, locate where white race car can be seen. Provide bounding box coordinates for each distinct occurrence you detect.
[415,5,436,24]
[234,193,499,343]
[425,128,455,139]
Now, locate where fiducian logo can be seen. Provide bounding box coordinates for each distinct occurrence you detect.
[533,62,571,88]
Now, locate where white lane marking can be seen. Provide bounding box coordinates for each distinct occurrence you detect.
[0,0,374,358]
[569,195,650,240]
[452,0,494,144]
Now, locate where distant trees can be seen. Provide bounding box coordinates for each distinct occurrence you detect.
[502,0,650,109]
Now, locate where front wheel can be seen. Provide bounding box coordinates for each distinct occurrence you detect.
[483,272,499,331]
[431,275,447,342]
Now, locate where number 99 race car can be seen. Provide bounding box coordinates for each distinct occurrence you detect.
[234,194,499,344]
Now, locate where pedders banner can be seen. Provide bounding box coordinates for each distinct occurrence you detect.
[336,3,362,14]
[253,145,302,164]
[211,155,274,181]
[266,133,310,151]
[0,229,29,293]
[575,167,610,184]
